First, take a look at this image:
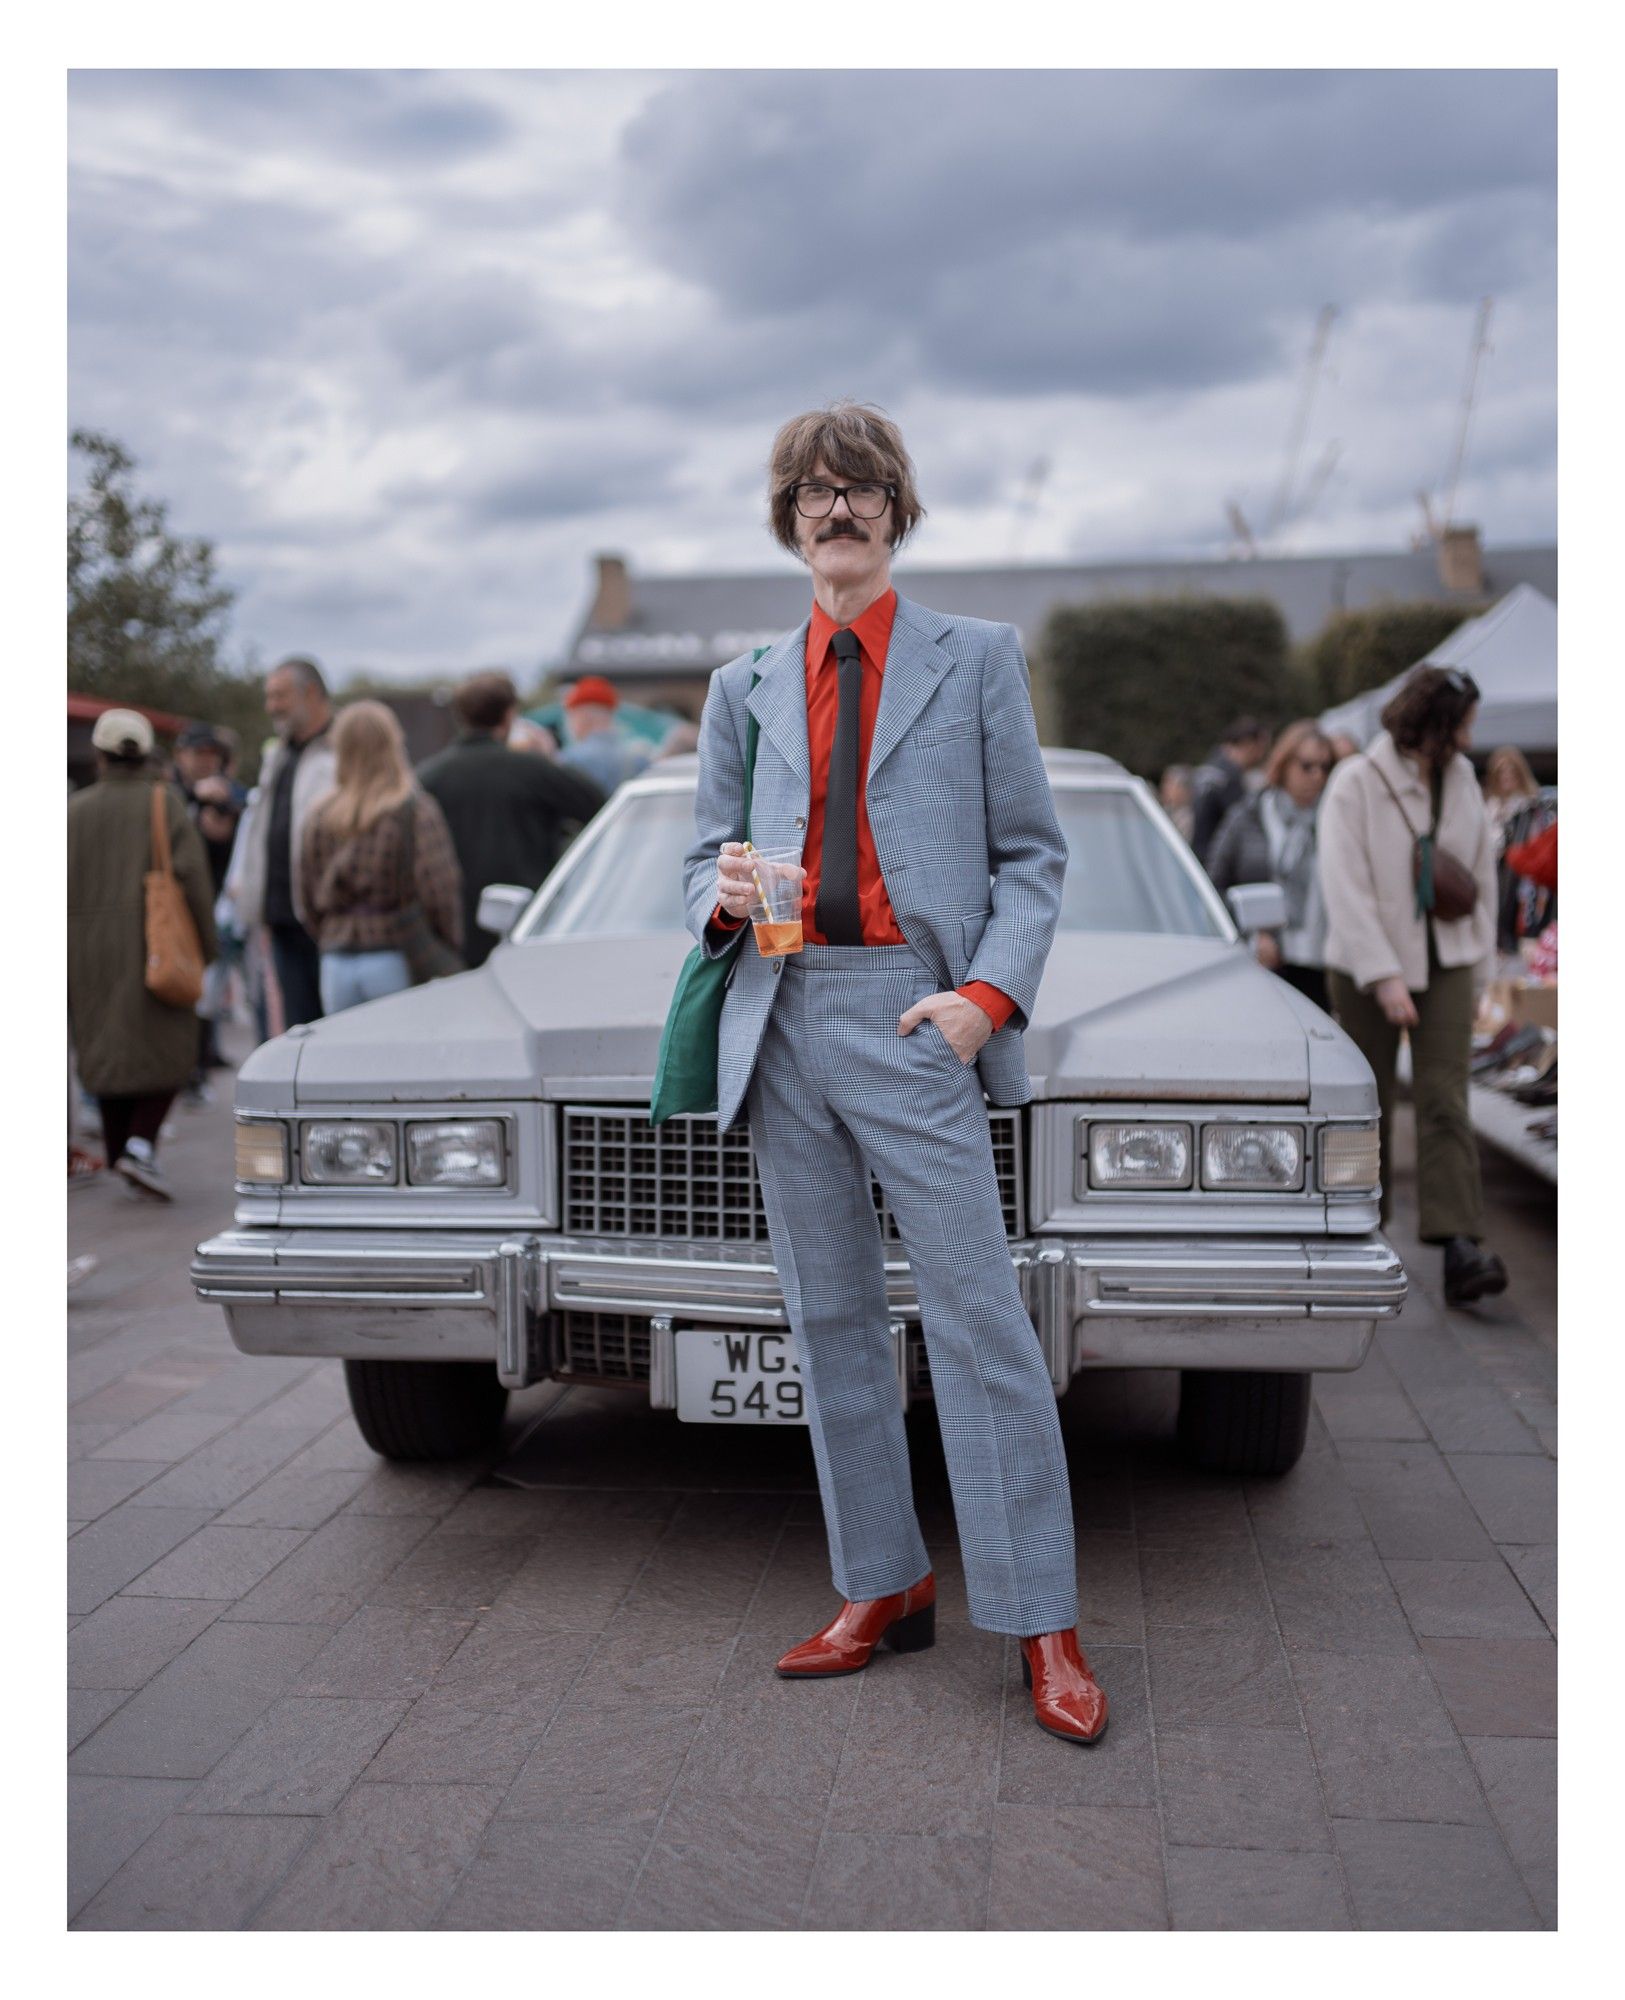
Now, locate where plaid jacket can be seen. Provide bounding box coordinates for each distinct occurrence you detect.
[299,789,464,954]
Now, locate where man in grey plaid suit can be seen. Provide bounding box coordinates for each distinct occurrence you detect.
[683,403,1107,1744]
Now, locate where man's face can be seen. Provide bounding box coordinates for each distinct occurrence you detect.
[266,669,316,741]
[175,743,224,788]
[793,459,895,596]
[568,702,615,738]
[1234,732,1270,771]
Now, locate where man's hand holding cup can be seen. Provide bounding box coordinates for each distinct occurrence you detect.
[715,842,760,921]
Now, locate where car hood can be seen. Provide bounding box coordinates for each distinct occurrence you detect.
[283,930,1307,1105]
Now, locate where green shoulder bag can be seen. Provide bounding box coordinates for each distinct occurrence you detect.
[649,655,766,1125]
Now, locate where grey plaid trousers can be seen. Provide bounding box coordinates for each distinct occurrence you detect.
[747,943,1078,1635]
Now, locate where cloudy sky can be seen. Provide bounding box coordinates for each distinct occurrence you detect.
[67,68,1557,684]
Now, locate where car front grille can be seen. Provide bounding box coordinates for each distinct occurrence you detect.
[562,1107,1024,1243]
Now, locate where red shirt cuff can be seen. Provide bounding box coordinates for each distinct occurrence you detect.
[709,902,746,933]
[957,981,1016,1030]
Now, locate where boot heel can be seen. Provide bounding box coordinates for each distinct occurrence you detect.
[885,1602,936,1653]
[1021,1655,1033,1690]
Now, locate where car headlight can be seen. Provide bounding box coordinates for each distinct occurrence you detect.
[235,1121,289,1186]
[301,1121,397,1186]
[1201,1123,1304,1190]
[1085,1122,1193,1190]
[1319,1122,1381,1192]
[406,1120,506,1188]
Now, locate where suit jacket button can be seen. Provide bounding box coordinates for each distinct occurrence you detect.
[795,816,806,828]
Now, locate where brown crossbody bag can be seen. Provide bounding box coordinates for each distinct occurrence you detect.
[1366,760,1479,923]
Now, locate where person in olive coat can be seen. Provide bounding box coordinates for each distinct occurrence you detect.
[417,672,606,967]
[68,710,218,1200]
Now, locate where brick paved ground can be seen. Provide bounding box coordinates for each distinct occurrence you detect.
[68,1059,1556,1930]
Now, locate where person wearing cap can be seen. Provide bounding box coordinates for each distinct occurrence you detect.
[173,723,249,1099]
[68,709,218,1199]
[418,672,606,968]
[557,675,654,796]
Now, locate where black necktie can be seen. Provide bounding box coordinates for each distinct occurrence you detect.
[815,627,864,945]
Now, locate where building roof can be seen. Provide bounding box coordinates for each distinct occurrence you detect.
[566,543,1560,679]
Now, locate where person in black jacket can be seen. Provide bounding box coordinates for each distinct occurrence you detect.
[1190,716,1271,866]
[418,672,606,967]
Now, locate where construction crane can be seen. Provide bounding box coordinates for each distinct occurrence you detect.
[1007,455,1052,562]
[1442,297,1494,529]
[1225,305,1339,555]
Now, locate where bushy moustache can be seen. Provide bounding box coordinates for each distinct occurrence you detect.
[817,521,868,542]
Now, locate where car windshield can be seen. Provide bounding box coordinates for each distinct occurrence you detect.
[521,782,1226,942]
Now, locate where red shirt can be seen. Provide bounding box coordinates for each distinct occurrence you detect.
[713,587,1014,1030]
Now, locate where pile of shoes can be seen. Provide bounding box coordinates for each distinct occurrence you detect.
[1471,1021,1558,1149]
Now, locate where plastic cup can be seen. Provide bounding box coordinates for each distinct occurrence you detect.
[744,844,805,957]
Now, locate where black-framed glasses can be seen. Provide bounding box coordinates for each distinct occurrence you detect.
[791,480,895,520]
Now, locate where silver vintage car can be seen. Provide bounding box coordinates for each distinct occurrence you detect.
[193,749,1405,1477]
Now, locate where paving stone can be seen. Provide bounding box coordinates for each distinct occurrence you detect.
[1445,1453,1557,1545]
[1334,1818,1538,1929]
[293,1606,476,1701]
[223,1514,435,1626]
[1165,1844,1350,1929]
[1419,1636,1557,1738]
[68,1595,222,1690]
[70,1689,134,1752]
[1505,1545,1557,1635]
[1375,1319,1489,1395]
[623,1791,824,1929]
[1131,1461,1255,1545]
[367,1532,539,1613]
[1155,1725,1330,1852]
[567,1621,738,1711]
[668,1635,860,1805]
[1244,1435,1372,1547]
[493,1514,674,1628]
[998,1643,1153,1807]
[1260,1539,1418,1656]
[987,1804,1167,1929]
[88,1410,237,1463]
[342,1458,487,1518]
[1336,1441,1498,1561]
[126,1405,338,1512]
[739,1523,842,1638]
[1466,1736,1557,1925]
[499,1703,707,1824]
[1290,1650,1488,1825]
[217,1465,376,1531]
[70,1620,331,1779]
[68,1776,196,1919]
[615,1514,783,1626]
[426,1608,596,1725]
[1313,1353,1428,1441]
[249,1783,502,1929]
[69,1422,128,1459]
[1140,1543,1275,1630]
[183,1696,410,1815]
[1385,1558,1550,1640]
[66,1458,166,1522]
[76,1813,315,1930]
[802,1832,990,1929]
[435,1818,649,1929]
[1410,1386,1543,1455]
[363,1694,554,1788]
[123,1524,310,1600]
[1145,1623,1301,1730]
[1075,1530,1144,1644]
[67,1505,216,1614]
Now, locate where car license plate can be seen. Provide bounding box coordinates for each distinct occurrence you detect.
[675,1328,807,1425]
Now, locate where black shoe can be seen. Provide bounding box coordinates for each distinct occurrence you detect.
[1443,1236,1508,1307]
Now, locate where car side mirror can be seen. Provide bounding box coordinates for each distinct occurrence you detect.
[1226,882,1288,936]
[477,883,533,938]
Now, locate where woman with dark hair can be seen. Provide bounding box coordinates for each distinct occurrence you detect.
[1318,668,1506,1306]
[1206,718,1334,1009]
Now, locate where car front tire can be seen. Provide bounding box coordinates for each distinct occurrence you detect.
[1176,1368,1312,1477]
[343,1358,509,1461]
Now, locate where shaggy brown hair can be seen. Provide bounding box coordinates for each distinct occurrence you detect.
[1263,719,1334,790]
[454,671,519,732]
[767,401,925,557]
[1380,665,1481,766]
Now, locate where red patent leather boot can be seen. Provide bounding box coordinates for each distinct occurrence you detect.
[1020,1630,1109,1743]
[774,1572,937,1678]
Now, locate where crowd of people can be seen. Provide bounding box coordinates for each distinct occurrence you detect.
[66,657,684,1200]
[1167,672,1553,1308]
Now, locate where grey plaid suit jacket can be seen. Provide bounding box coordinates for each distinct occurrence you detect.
[682,594,1067,1132]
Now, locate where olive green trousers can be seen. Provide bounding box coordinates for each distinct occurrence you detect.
[1327,945,1484,1243]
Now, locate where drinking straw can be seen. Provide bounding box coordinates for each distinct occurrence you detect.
[741,840,769,913]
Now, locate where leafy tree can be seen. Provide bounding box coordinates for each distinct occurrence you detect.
[68,430,274,773]
[1039,595,1292,779]
[1298,600,1483,712]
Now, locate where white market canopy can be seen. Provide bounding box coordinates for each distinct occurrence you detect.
[1319,582,1558,754]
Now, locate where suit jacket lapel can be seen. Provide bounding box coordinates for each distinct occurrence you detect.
[868,595,951,783]
[746,619,811,794]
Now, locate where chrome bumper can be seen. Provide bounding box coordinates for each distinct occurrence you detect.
[192,1227,1406,1391]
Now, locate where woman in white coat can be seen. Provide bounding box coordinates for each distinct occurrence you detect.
[1318,667,1508,1307]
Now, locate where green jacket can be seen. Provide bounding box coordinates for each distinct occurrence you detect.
[68,765,219,1097]
[417,733,605,967]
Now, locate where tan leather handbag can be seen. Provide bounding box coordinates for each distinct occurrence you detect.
[144,785,205,1008]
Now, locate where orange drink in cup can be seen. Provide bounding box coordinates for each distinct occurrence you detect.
[743,843,805,957]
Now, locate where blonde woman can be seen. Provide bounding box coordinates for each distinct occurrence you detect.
[1482,745,1539,853]
[298,701,464,1015]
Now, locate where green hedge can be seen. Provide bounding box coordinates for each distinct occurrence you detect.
[1040,595,1291,778]
[1298,600,1482,711]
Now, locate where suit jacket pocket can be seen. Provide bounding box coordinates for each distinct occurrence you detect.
[961,910,992,964]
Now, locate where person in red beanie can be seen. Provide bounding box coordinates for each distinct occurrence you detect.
[559,675,653,795]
